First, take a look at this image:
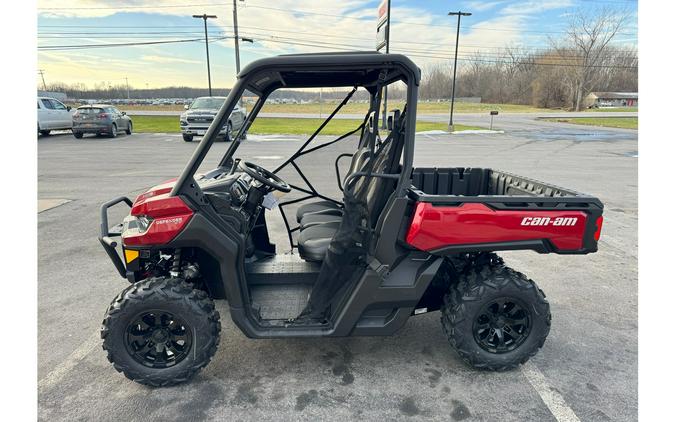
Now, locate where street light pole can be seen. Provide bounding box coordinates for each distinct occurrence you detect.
[447,11,471,131]
[193,14,218,96]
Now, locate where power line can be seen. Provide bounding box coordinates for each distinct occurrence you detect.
[38,36,228,51]
[38,3,230,10]
[237,31,636,62]
[242,36,637,69]
[37,25,636,56]
[38,29,637,68]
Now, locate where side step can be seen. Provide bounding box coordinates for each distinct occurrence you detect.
[250,284,312,320]
[245,254,320,285]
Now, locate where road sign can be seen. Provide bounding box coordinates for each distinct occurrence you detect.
[490,111,498,129]
[376,23,388,51]
[377,0,388,27]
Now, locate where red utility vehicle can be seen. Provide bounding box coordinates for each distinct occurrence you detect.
[98,52,603,386]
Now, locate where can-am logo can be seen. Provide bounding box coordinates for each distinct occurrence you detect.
[155,217,184,225]
[521,217,578,226]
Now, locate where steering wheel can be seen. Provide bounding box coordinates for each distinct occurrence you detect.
[239,161,291,193]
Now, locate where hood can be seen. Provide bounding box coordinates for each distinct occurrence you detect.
[184,108,218,115]
[134,178,177,205]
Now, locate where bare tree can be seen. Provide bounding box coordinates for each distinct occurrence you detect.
[553,8,629,110]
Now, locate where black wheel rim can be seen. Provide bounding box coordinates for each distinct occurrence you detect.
[473,297,531,354]
[125,310,192,368]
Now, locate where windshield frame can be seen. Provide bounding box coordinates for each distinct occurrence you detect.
[170,53,420,203]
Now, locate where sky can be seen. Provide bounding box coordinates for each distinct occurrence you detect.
[37,0,638,90]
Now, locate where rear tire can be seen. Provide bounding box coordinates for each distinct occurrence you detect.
[109,123,117,138]
[125,122,133,135]
[441,258,551,371]
[101,277,221,387]
[182,134,193,142]
[73,132,83,139]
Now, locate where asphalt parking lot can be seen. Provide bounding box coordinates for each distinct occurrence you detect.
[38,122,637,421]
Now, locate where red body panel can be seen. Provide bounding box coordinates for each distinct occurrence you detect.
[406,202,588,252]
[123,181,192,246]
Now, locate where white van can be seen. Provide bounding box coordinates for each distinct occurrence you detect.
[38,97,73,136]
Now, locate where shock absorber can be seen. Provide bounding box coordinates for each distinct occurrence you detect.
[170,249,182,278]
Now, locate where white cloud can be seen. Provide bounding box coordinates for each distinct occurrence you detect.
[500,0,574,16]
[463,1,507,12]
[141,55,200,64]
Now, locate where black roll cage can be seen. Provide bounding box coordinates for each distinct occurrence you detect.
[170,52,421,247]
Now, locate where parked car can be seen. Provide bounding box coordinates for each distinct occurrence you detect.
[72,105,132,139]
[38,97,73,136]
[179,96,246,142]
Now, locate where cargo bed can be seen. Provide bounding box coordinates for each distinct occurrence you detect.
[405,168,604,254]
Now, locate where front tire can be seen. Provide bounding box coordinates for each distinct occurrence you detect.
[101,277,221,387]
[224,121,233,142]
[40,130,51,136]
[73,132,83,139]
[182,133,193,142]
[441,259,551,371]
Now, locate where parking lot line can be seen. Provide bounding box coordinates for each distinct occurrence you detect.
[521,364,580,422]
[38,331,99,392]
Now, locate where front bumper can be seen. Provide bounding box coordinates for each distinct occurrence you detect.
[180,124,228,136]
[98,196,133,279]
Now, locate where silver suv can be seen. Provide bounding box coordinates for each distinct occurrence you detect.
[179,96,246,142]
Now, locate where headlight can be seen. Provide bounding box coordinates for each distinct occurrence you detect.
[122,214,153,236]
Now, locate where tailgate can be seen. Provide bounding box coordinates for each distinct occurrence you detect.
[405,168,604,255]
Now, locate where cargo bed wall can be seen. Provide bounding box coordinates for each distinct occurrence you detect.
[411,167,578,197]
[407,167,604,255]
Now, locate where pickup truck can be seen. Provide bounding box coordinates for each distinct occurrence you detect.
[179,96,246,142]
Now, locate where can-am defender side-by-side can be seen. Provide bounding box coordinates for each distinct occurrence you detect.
[98,52,604,386]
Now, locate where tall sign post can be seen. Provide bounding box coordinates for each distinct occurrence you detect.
[447,11,471,131]
[376,0,391,129]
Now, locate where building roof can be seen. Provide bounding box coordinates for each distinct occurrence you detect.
[589,92,638,99]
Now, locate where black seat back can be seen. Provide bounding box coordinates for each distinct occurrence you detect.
[356,109,406,228]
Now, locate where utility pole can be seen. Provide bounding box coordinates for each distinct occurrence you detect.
[233,0,241,74]
[381,0,391,129]
[232,1,253,75]
[447,11,471,131]
[193,14,217,96]
[38,69,47,91]
[124,77,130,99]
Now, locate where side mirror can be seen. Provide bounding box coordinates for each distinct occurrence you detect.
[67,106,72,111]
[122,111,126,116]
[184,104,189,110]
